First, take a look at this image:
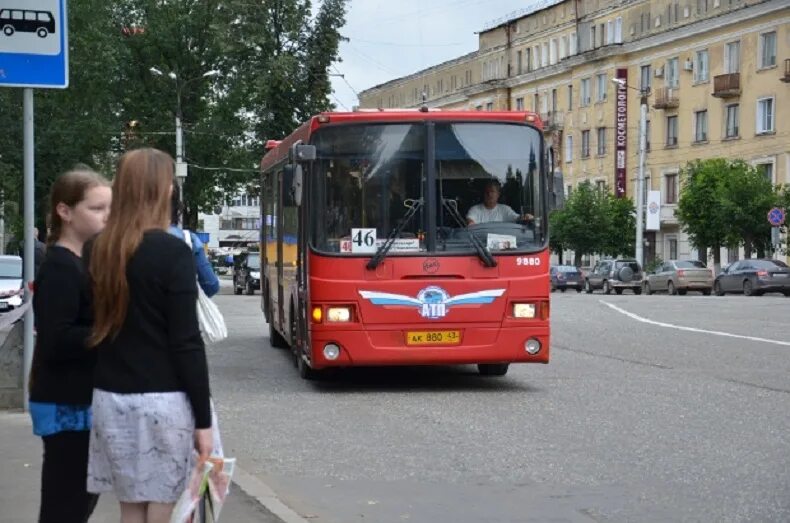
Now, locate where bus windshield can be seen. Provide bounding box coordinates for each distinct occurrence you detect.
[311,121,546,256]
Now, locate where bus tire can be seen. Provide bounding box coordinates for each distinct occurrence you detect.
[37,28,48,38]
[297,351,323,380]
[477,363,509,376]
[3,26,14,36]
[268,322,289,348]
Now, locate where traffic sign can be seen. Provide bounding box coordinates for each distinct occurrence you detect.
[0,0,68,88]
[767,207,785,227]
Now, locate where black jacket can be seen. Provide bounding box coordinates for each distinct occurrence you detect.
[30,246,96,405]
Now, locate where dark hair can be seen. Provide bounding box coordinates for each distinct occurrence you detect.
[484,179,502,192]
[47,166,110,246]
[171,179,182,225]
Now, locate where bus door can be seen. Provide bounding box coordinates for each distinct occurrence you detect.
[276,168,286,330]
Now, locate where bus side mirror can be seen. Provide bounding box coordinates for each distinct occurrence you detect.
[551,171,565,210]
[291,144,316,163]
[283,164,304,207]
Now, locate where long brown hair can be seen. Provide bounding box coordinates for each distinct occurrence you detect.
[89,148,174,346]
[47,166,109,246]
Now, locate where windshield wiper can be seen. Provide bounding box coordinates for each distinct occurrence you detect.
[367,198,424,270]
[441,198,496,268]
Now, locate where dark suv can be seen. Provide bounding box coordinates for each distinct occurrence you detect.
[233,252,261,295]
[584,258,643,295]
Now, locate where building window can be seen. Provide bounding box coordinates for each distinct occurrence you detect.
[596,73,607,102]
[607,20,614,44]
[581,78,591,106]
[534,46,541,68]
[581,130,591,158]
[645,120,652,151]
[533,93,539,111]
[565,135,573,163]
[515,97,524,111]
[725,104,739,138]
[694,50,709,82]
[486,102,494,112]
[567,185,573,197]
[567,84,573,110]
[727,247,738,264]
[756,97,774,134]
[759,31,776,68]
[590,25,596,48]
[550,39,558,65]
[596,180,606,192]
[551,88,558,112]
[560,36,567,59]
[542,43,549,66]
[525,48,532,72]
[725,41,740,73]
[668,238,678,260]
[666,115,678,146]
[694,110,708,142]
[666,57,679,88]
[642,174,651,206]
[665,174,678,204]
[569,32,577,55]
[516,50,523,74]
[614,17,623,43]
[640,65,652,92]
[757,162,774,184]
[597,127,607,156]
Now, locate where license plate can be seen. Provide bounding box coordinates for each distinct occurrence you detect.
[405,330,461,346]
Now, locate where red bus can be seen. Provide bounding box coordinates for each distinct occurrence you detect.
[260,110,563,379]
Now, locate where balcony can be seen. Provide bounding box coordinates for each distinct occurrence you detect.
[652,88,679,110]
[712,73,741,98]
[540,110,564,131]
[781,59,790,83]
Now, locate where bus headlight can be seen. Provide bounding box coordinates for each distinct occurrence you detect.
[326,307,352,323]
[513,303,536,319]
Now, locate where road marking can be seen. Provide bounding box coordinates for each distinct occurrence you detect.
[233,465,311,523]
[599,300,790,347]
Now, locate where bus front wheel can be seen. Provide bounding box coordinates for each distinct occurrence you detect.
[477,363,509,376]
[3,26,14,36]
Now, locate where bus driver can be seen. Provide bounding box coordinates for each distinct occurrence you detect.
[466,180,534,225]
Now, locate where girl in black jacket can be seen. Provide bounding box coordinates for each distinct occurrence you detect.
[29,168,111,523]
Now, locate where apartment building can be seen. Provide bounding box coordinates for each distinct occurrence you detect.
[359,0,790,264]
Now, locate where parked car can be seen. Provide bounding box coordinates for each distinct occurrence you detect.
[233,251,261,295]
[643,260,714,295]
[0,255,23,311]
[713,258,790,296]
[584,258,643,295]
[550,265,584,292]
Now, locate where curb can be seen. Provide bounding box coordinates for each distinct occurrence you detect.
[232,466,311,523]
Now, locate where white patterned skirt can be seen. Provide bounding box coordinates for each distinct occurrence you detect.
[87,389,222,503]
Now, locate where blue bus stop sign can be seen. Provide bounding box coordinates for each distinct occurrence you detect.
[767,207,785,227]
[0,0,68,88]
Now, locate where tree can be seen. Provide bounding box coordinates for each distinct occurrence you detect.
[549,181,608,266]
[677,159,779,267]
[600,192,635,257]
[719,160,774,258]
[676,159,731,268]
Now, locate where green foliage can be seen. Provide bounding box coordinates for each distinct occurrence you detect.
[549,181,634,265]
[677,158,779,263]
[0,0,348,232]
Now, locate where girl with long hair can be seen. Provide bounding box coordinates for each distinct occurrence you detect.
[30,167,111,523]
[86,148,212,523]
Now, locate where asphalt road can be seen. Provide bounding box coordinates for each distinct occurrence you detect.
[208,289,790,523]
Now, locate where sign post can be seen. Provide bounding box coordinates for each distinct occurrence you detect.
[1,0,69,410]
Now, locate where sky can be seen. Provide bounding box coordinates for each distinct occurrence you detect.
[330,0,541,111]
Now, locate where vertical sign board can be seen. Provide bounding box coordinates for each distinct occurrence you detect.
[614,68,628,198]
[0,0,68,88]
[646,190,661,231]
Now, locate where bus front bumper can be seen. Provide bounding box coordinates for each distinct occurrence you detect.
[308,325,549,369]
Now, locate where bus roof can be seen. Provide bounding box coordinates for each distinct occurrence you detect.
[260,110,543,172]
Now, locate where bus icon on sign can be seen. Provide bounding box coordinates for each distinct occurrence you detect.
[0,8,56,38]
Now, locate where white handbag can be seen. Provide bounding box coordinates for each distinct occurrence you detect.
[184,231,228,343]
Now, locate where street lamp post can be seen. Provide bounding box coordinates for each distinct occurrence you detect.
[613,77,650,267]
[149,67,219,224]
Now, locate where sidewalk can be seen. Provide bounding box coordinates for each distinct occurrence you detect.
[0,411,283,523]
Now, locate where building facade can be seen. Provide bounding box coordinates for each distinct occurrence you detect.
[199,191,261,249]
[359,0,790,265]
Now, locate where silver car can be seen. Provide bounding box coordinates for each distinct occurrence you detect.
[643,260,714,296]
[0,255,23,311]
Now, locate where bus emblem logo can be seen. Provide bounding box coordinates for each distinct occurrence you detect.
[359,286,505,320]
